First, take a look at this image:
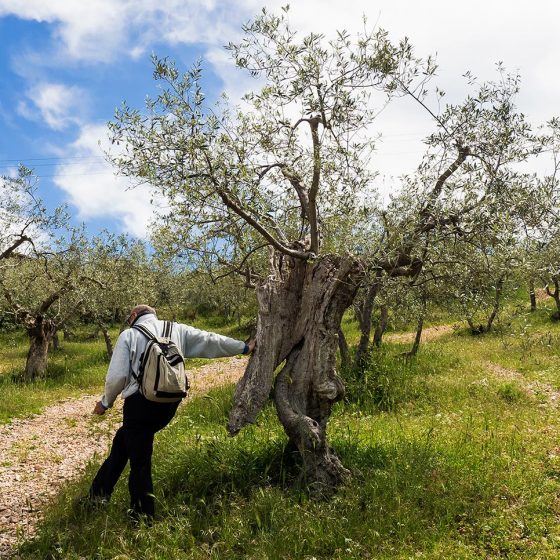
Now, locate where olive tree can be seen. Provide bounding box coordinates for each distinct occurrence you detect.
[0,230,108,379]
[529,119,560,319]
[109,11,543,492]
[78,234,155,357]
[0,169,92,378]
[0,167,67,265]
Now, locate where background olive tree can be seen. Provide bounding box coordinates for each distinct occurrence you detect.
[0,167,68,265]
[77,234,155,358]
[0,229,108,380]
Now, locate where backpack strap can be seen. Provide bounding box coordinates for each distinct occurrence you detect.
[163,320,173,338]
[131,324,157,382]
[132,322,174,383]
[133,324,157,342]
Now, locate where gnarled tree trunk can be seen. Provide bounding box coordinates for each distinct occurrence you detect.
[228,254,360,495]
[25,318,56,380]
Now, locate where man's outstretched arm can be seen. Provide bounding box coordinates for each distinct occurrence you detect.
[179,324,255,358]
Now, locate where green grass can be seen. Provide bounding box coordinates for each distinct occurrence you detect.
[18,368,560,559]
[8,300,560,558]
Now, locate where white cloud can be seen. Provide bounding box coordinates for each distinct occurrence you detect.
[0,0,128,62]
[15,99,34,121]
[4,1,560,126]
[18,82,85,130]
[205,46,263,106]
[4,0,560,203]
[52,123,156,238]
[1,0,559,94]
[226,1,560,180]
[0,0,251,63]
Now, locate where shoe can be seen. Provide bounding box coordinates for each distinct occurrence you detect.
[76,493,109,511]
[127,509,153,528]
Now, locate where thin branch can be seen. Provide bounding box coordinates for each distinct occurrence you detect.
[201,153,310,259]
[212,242,269,282]
[394,77,451,136]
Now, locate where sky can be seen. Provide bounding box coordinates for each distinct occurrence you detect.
[0,0,559,239]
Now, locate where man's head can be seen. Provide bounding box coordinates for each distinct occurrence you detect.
[127,304,157,326]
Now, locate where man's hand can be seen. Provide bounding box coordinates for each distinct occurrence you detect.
[246,338,257,353]
[93,401,107,415]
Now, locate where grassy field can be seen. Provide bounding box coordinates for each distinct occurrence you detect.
[7,301,560,558]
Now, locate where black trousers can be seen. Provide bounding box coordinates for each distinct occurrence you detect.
[90,392,180,516]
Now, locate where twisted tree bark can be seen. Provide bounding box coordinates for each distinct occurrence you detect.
[228,253,360,494]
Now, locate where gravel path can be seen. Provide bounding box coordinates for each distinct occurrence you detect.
[481,360,560,406]
[0,356,248,558]
[384,324,456,344]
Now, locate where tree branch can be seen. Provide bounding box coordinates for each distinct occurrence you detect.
[308,115,322,254]
[201,152,310,260]
[424,145,471,208]
[0,235,32,261]
[0,282,33,324]
[280,166,310,222]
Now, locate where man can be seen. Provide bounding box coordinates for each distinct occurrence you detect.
[88,304,255,520]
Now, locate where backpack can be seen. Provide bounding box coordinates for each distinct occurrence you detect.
[132,321,189,403]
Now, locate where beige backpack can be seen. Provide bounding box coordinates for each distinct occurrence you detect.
[132,321,189,403]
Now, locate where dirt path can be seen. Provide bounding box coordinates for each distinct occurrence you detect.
[0,356,248,558]
[481,360,560,406]
[384,324,456,344]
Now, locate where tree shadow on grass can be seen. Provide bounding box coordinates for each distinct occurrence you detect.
[19,411,506,559]
[20,432,504,560]
[158,433,504,557]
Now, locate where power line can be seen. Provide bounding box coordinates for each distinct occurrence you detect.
[0,169,113,177]
[0,155,106,164]
[0,133,429,165]
[1,150,427,178]
[3,161,110,168]
[39,172,118,178]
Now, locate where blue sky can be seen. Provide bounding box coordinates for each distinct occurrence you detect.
[1,0,559,239]
[0,4,233,236]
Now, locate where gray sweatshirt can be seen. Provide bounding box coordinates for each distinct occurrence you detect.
[101,313,246,408]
